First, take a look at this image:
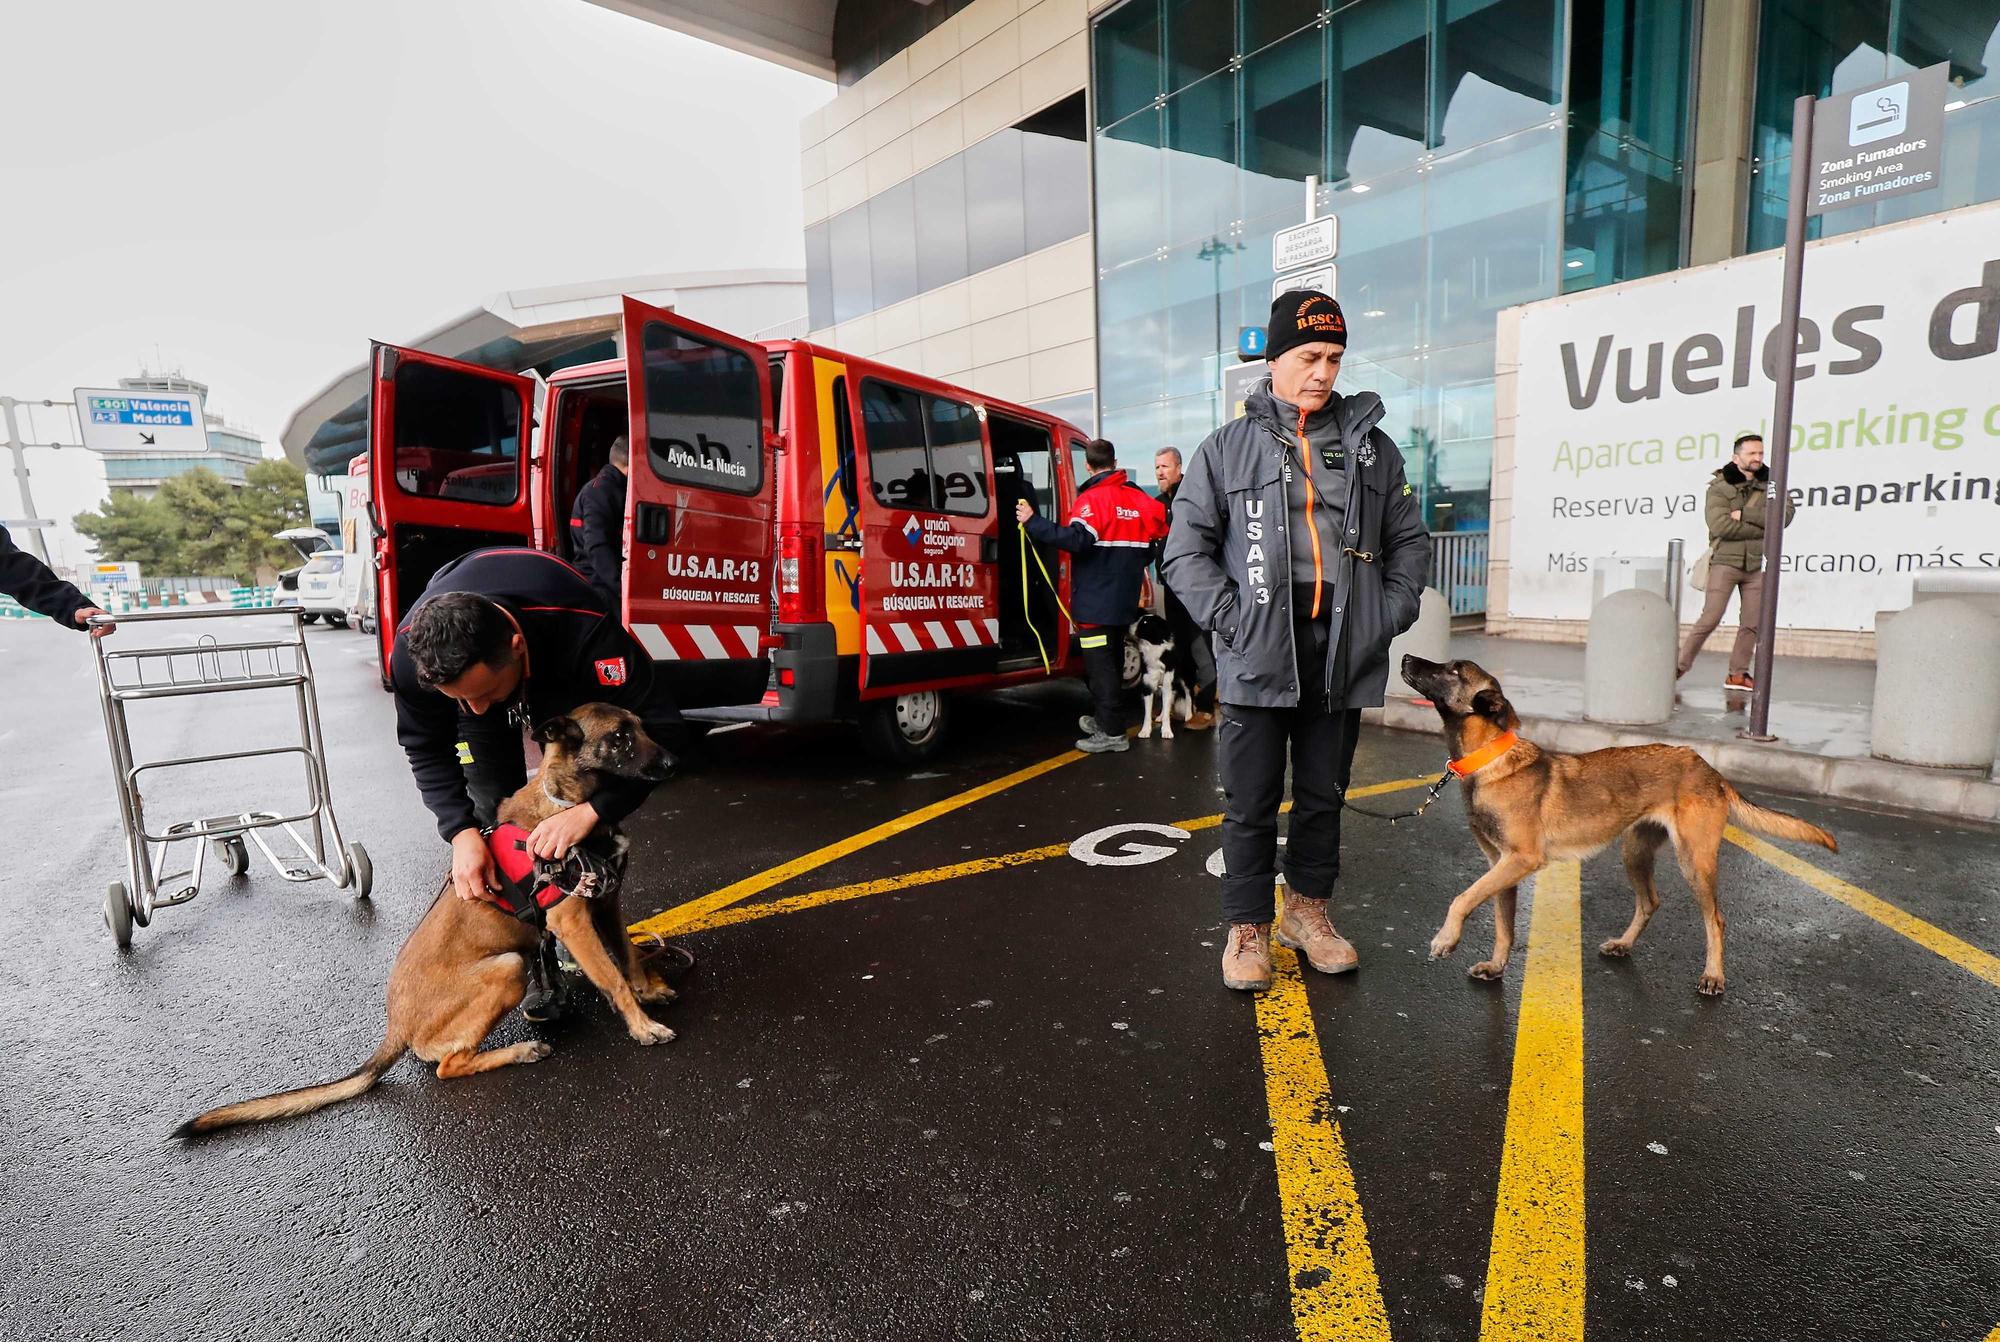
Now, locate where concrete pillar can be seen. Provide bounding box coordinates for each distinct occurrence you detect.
[1871,599,2000,769]
[1386,588,1451,699]
[1584,589,1677,725]
[1688,0,1760,266]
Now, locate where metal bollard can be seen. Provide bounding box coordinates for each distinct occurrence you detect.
[1584,588,1677,725]
[1665,538,1685,626]
[1871,598,2000,769]
[1386,588,1450,699]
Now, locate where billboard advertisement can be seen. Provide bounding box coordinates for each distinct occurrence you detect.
[1507,202,2000,631]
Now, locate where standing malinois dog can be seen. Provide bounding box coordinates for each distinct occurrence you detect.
[1400,656,1836,996]
[175,703,679,1136]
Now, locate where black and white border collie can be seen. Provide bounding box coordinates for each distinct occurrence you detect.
[1129,614,1193,739]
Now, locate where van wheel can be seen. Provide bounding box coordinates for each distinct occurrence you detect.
[1121,636,1142,688]
[301,613,320,625]
[862,691,950,763]
[326,613,348,629]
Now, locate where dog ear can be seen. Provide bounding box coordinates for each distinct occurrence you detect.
[1470,687,1517,728]
[532,714,585,750]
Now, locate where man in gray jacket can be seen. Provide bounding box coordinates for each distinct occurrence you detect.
[1163,290,1429,992]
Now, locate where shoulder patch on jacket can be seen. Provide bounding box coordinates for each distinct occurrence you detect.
[1402,483,1413,496]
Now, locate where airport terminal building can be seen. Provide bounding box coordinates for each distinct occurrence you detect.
[600,0,2000,562]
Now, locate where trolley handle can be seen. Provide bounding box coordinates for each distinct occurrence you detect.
[86,606,301,626]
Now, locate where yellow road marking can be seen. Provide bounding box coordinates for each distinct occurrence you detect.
[1481,861,1586,1342]
[661,774,1447,937]
[627,746,1084,938]
[1256,939,1394,1341]
[1983,1324,2000,1342]
[1727,827,2000,989]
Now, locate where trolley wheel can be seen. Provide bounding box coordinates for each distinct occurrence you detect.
[103,881,133,949]
[345,842,373,900]
[215,836,249,878]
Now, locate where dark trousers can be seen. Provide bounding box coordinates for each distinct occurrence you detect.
[1217,614,1363,925]
[1078,625,1125,735]
[1162,586,1217,710]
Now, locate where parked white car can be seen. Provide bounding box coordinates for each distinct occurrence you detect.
[275,527,348,627]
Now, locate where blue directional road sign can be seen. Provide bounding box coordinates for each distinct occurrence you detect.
[1238,326,1267,358]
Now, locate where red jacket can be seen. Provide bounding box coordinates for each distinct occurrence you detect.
[1025,469,1167,626]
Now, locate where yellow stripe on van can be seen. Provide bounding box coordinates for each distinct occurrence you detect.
[814,355,862,657]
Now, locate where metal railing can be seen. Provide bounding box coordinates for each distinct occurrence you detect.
[1429,529,1489,616]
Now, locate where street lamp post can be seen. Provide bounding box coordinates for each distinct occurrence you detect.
[1,396,77,564]
[1198,234,1247,384]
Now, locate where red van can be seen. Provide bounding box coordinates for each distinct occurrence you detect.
[368,298,1089,760]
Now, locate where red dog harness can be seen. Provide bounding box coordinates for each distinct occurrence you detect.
[483,824,575,923]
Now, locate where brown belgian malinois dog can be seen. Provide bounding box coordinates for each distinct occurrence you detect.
[1400,655,1837,996]
[175,703,679,1136]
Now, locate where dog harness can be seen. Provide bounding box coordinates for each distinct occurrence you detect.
[482,824,624,926]
[1448,731,1519,779]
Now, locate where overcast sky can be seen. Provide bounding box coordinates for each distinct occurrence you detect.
[1,0,829,557]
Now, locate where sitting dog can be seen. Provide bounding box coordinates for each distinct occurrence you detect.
[1400,655,1836,996]
[1130,613,1193,739]
[174,704,678,1137]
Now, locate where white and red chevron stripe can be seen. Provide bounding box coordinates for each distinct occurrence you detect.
[631,622,765,661]
[865,617,1000,655]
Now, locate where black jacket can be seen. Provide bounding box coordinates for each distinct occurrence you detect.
[568,464,628,603]
[1163,382,1429,709]
[1023,469,1168,627]
[390,548,679,840]
[0,523,88,629]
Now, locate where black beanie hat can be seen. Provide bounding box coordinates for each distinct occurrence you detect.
[1264,289,1346,363]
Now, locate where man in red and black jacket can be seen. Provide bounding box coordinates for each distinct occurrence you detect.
[1016,438,1167,754]
[1,522,112,637]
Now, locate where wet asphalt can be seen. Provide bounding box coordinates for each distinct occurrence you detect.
[1,614,1996,1342]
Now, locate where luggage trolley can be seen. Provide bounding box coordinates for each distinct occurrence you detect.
[89,607,372,948]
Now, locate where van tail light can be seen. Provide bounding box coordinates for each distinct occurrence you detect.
[776,527,821,625]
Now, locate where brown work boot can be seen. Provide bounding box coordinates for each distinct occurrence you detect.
[1221,922,1274,992]
[1183,709,1215,731]
[1275,895,1359,974]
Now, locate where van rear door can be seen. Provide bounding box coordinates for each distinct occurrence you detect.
[366,343,537,678]
[847,375,1001,693]
[619,298,776,701]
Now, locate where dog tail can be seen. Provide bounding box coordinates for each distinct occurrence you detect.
[1726,787,1838,853]
[171,1033,405,1139]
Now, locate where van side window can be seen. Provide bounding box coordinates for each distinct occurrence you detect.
[1069,439,1090,489]
[391,361,521,506]
[859,378,989,518]
[639,320,764,496]
[832,376,859,524]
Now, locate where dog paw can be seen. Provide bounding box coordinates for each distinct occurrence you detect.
[634,977,677,1005]
[1697,974,1726,997]
[1467,961,1506,981]
[629,1018,677,1046]
[1427,934,1458,960]
[523,1040,554,1063]
[1598,940,1633,958]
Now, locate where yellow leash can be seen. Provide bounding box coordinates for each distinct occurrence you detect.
[1018,526,1075,675]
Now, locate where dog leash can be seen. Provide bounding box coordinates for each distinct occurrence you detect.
[1018,526,1076,676]
[1336,771,1453,823]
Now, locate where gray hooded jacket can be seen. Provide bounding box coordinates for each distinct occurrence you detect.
[1162,380,1430,709]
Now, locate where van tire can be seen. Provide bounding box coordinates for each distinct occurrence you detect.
[326,613,349,630]
[861,691,950,763]
[301,613,320,625]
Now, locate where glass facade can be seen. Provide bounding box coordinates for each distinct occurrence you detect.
[1091,0,1692,530]
[834,0,978,85]
[806,95,1089,331]
[1749,1,2000,252]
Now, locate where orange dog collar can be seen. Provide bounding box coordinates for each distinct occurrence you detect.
[1448,731,1517,778]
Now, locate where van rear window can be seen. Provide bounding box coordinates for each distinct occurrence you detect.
[640,322,764,496]
[390,360,522,506]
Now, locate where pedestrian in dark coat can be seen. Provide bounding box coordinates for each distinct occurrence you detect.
[0,522,111,637]
[1163,290,1429,993]
[568,435,629,607]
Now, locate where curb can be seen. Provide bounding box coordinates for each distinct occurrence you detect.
[1362,698,2000,827]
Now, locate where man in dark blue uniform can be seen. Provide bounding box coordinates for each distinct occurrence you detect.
[1,522,112,637]
[391,546,682,908]
[568,435,628,606]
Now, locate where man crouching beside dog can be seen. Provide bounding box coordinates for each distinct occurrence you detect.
[1163,290,1429,992]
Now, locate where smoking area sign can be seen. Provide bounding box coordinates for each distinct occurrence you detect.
[74,387,210,454]
[1807,63,1947,216]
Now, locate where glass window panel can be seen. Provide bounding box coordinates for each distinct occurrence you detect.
[1563,133,1685,291]
[1094,0,1162,127]
[1165,70,1241,249]
[868,179,920,310]
[1316,170,1426,358]
[391,361,521,506]
[1165,0,1233,92]
[1329,0,1428,181]
[925,395,991,517]
[1096,258,1171,409]
[805,221,833,332]
[1434,0,1562,153]
[1426,130,1563,352]
[965,129,1028,273]
[829,204,873,326]
[913,155,970,292]
[639,322,764,497]
[1100,401,1165,469]
[1095,107,1166,269]
[859,379,934,509]
[1747,0,1889,250]
[1242,25,1326,222]
[1023,123,1092,252]
[1244,0,1323,56]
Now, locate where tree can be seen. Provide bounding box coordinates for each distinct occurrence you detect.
[72,460,313,585]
